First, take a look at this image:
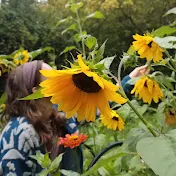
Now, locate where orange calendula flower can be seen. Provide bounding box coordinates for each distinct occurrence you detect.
[40,54,127,122]
[131,76,163,104]
[132,34,163,63]
[14,50,30,65]
[58,133,88,149]
[100,110,124,131]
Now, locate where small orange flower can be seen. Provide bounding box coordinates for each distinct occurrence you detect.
[58,133,88,149]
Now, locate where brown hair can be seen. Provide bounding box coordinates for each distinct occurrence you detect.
[5,60,66,153]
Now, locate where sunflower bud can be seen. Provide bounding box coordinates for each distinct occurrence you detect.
[165,109,176,126]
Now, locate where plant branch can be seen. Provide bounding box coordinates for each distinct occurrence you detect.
[76,10,86,57]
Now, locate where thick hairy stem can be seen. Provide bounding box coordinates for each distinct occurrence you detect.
[116,57,158,137]
[76,10,86,57]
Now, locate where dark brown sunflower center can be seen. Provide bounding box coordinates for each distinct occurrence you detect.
[148,41,152,48]
[112,116,119,121]
[72,73,101,93]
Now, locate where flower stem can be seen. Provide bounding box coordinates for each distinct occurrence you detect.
[76,10,86,57]
[115,57,158,137]
[164,50,176,72]
[126,99,157,137]
[73,148,81,174]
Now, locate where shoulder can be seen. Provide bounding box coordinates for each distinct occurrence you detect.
[0,117,40,155]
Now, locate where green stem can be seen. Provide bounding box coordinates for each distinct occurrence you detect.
[126,99,157,137]
[73,148,81,174]
[164,50,176,72]
[114,57,158,137]
[76,10,86,57]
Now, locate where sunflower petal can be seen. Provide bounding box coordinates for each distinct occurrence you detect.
[77,54,89,70]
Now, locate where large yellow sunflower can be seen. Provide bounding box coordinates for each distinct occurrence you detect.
[131,76,163,104]
[132,34,163,63]
[40,54,127,122]
[100,110,124,131]
[14,50,30,65]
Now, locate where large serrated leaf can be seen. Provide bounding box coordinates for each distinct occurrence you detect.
[137,129,176,176]
[154,26,176,37]
[154,36,176,49]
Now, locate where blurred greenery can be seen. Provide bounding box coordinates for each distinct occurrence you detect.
[0,0,175,70]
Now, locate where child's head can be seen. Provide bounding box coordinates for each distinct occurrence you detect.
[6,60,53,119]
[5,60,66,150]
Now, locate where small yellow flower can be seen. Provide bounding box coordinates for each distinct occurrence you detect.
[165,109,176,126]
[132,34,163,63]
[40,54,127,122]
[100,110,124,131]
[131,76,163,104]
[13,50,30,65]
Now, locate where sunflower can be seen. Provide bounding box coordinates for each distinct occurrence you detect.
[132,34,163,63]
[100,110,124,131]
[58,133,87,149]
[13,50,30,65]
[131,76,163,104]
[165,109,176,126]
[40,54,127,122]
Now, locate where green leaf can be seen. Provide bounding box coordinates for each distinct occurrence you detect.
[98,167,110,176]
[85,36,97,50]
[61,23,77,35]
[117,103,131,120]
[164,7,176,16]
[43,153,51,168]
[40,169,50,176]
[30,152,51,168]
[97,40,108,58]
[59,169,81,176]
[30,47,54,60]
[19,88,44,100]
[49,154,63,172]
[123,128,152,152]
[156,75,175,90]
[154,26,176,37]
[60,46,76,55]
[137,129,176,176]
[0,93,6,105]
[83,152,133,176]
[56,17,72,27]
[154,36,176,49]
[129,155,144,171]
[98,56,115,70]
[70,2,83,13]
[73,31,89,43]
[86,11,105,19]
